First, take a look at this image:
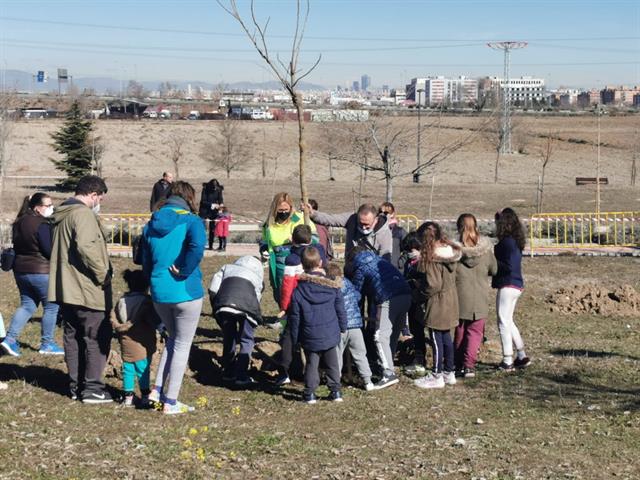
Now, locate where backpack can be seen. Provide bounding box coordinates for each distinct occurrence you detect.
[0,247,15,272]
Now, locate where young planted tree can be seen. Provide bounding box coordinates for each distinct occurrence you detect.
[632,129,639,187]
[51,100,95,190]
[217,0,321,224]
[536,132,557,213]
[90,133,106,178]
[203,117,249,178]
[0,92,15,196]
[168,133,187,181]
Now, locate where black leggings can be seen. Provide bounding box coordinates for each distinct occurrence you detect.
[429,328,454,374]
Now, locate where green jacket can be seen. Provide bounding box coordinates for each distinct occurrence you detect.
[48,199,112,311]
[423,246,462,331]
[455,237,497,321]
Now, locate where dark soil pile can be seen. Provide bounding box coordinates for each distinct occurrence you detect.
[547,284,640,316]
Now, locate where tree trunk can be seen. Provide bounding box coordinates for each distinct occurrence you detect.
[262,152,266,178]
[631,155,637,187]
[494,150,500,183]
[385,175,393,202]
[292,93,309,225]
[539,168,546,213]
[328,155,334,180]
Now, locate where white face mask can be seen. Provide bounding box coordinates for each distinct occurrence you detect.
[358,226,373,236]
[92,198,101,214]
[42,206,54,218]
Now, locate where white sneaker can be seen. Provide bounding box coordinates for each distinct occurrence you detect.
[163,401,195,415]
[148,389,161,404]
[414,373,445,389]
[364,382,375,392]
[443,371,457,386]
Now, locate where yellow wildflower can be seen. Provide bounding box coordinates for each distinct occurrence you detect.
[196,396,208,408]
[188,428,198,436]
[196,448,206,462]
[183,438,193,448]
[201,426,209,433]
[232,406,240,416]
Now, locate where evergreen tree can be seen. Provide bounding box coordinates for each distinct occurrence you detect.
[50,100,94,190]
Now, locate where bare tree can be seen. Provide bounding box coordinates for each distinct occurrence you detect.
[632,129,639,187]
[483,114,521,183]
[168,133,187,180]
[536,131,557,213]
[203,117,249,178]
[0,92,16,196]
[217,0,321,224]
[90,133,106,178]
[127,80,148,101]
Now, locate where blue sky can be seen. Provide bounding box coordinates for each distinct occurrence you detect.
[0,0,638,89]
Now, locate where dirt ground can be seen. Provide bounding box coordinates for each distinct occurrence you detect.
[0,255,639,479]
[1,114,639,219]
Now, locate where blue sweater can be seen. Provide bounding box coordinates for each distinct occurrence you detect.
[341,278,363,330]
[142,197,206,303]
[492,236,524,289]
[348,250,411,305]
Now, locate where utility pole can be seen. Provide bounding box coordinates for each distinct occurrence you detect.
[414,88,424,183]
[596,105,602,217]
[487,41,528,154]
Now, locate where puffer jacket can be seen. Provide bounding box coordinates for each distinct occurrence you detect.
[288,272,347,352]
[348,250,411,305]
[141,196,206,304]
[341,277,363,330]
[209,256,264,326]
[455,237,498,321]
[421,245,462,331]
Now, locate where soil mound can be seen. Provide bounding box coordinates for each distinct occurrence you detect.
[547,284,640,316]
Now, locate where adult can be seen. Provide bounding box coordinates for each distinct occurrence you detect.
[493,208,530,371]
[150,172,174,212]
[261,192,315,303]
[140,181,206,414]
[379,202,406,269]
[49,175,113,404]
[1,193,62,357]
[199,179,224,250]
[308,199,333,260]
[310,203,392,261]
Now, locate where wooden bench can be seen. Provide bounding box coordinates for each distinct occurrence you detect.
[576,177,609,186]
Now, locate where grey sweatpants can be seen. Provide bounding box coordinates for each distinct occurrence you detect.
[374,294,412,377]
[153,298,203,402]
[338,329,372,384]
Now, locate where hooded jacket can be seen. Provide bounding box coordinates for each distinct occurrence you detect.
[141,196,206,304]
[199,182,224,219]
[310,210,393,261]
[48,198,112,311]
[288,272,347,352]
[111,292,158,363]
[421,245,462,331]
[209,256,264,326]
[341,277,363,330]
[279,243,328,311]
[455,237,498,321]
[348,250,411,305]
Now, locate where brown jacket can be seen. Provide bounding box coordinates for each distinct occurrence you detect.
[455,237,498,321]
[422,246,462,331]
[13,212,51,274]
[111,292,157,363]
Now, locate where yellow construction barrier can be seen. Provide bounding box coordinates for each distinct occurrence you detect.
[529,211,640,251]
[99,214,150,248]
[396,214,420,232]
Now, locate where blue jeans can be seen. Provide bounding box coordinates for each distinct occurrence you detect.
[7,273,60,345]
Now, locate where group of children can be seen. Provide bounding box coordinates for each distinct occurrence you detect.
[110,207,529,406]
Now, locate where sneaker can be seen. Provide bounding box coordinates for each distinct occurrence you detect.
[222,374,236,383]
[443,371,457,386]
[497,361,515,372]
[123,393,135,407]
[140,395,151,408]
[463,369,476,378]
[404,363,427,377]
[0,338,21,357]
[82,390,114,404]
[38,342,64,355]
[148,389,161,404]
[513,356,531,369]
[303,393,317,405]
[414,373,445,389]
[274,374,291,387]
[69,387,79,401]
[0,381,7,391]
[234,377,257,387]
[163,401,195,415]
[364,382,375,392]
[327,390,343,402]
[374,373,399,390]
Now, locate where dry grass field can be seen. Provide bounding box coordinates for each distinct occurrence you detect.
[1,114,639,219]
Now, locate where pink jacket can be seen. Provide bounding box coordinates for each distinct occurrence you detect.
[214,214,232,237]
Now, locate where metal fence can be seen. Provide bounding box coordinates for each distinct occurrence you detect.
[529,211,640,251]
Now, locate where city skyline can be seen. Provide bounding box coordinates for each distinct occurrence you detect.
[0,0,638,90]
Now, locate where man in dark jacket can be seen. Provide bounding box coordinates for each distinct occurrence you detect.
[288,247,347,404]
[199,179,224,250]
[149,172,173,212]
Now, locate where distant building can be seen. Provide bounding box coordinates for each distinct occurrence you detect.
[352,81,360,92]
[577,90,600,109]
[382,84,390,95]
[487,76,545,105]
[361,74,371,92]
[406,76,478,106]
[634,93,640,108]
[601,86,640,106]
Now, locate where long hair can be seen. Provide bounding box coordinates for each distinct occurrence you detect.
[418,221,458,272]
[168,181,198,213]
[264,192,295,227]
[205,178,222,192]
[457,213,479,247]
[14,193,50,223]
[496,207,526,251]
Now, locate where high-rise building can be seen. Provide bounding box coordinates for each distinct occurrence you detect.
[361,74,371,91]
[352,81,360,92]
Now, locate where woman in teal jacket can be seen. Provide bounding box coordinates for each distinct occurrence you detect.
[139,181,206,414]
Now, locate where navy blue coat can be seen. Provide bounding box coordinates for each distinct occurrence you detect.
[288,272,347,352]
[348,250,411,305]
[341,278,363,330]
[492,236,524,289]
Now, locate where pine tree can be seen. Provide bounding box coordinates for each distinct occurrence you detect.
[50,100,94,190]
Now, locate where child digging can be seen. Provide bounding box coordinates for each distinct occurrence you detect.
[288,247,347,404]
[111,269,159,407]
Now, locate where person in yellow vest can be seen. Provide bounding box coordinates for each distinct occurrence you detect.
[261,192,317,304]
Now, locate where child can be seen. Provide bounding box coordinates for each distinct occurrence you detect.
[454,214,497,378]
[274,224,327,386]
[401,231,428,376]
[209,256,264,386]
[413,222,461,390]
[288,247,347,404]
[493,208,530,371]
[214,206,231,251]
[326,262,374,391]
[345,246,411,390]
[111,269,158,407]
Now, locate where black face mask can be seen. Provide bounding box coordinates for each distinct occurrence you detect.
[276,211,291,222]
